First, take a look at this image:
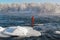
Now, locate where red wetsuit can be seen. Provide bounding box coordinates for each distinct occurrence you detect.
[32,16,34,27]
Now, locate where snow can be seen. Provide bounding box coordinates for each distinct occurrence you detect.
[1,26,41,37]
[16,27,28,36]
[0,27,5,32]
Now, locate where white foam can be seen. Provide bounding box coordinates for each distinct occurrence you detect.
[55,31,60,34]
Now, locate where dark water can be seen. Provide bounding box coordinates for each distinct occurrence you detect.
[0,34,60,40]
[0,15,60,40]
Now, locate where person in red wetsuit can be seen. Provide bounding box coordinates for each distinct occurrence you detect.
[31,16,34,27]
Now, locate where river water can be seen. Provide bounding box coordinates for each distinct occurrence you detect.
[0,15,60,40]
[0,23,60,40]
